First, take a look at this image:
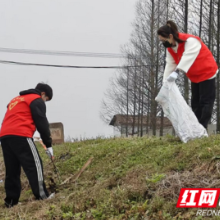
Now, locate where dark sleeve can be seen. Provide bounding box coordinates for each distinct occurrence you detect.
[30,98,52,148]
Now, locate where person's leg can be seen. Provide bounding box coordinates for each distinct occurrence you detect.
[15,137,49,199]
[1,138,21,207]
[191,82,201,120]
[198,78,216,129]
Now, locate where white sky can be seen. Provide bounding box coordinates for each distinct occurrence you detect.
[0,0,137,140]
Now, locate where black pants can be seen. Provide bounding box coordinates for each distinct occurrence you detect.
[1,136,49,207]
[191,78,216,129]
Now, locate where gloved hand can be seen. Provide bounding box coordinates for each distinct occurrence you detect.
[46,147,54,159]
[167,71,178,82]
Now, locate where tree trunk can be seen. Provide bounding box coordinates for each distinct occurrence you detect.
[199,0,203,38]
[217,0,220,132]
[132,62,137,136]
[184,0,189,104]
[208,0,213,49]
[126,66,129,137]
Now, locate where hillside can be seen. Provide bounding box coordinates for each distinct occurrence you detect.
[0,135,220,220]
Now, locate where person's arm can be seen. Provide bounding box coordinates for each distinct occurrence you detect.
[30,98,52,148]
[176,37,202,73]
[163,50,177,83]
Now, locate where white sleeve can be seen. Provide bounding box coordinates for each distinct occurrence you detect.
[177,37,201,73]
[163,50,177,82]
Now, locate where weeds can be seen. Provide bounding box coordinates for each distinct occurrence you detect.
[0,135,220,219]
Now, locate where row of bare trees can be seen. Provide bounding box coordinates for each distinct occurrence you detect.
[101,0,220,136]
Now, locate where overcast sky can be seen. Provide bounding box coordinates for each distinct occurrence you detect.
[0,0,137,140]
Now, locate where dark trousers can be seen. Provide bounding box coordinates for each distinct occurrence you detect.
[191,78,216,129]
[1,136,49,207]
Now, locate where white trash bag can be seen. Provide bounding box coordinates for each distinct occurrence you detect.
[155,81,208,143]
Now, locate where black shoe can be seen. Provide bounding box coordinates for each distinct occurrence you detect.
[4,199,18,208]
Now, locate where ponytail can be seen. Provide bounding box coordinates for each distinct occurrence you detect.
[157,20,186,43]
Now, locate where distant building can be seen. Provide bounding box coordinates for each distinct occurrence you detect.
[49,122,64,144]
[207,124,217,135]
[109,114,173,137]
[109,114,217,137]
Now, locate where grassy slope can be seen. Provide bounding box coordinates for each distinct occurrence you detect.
[0,135,220,219]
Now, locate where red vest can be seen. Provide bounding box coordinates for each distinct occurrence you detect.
[0,94,41,138]
[167,33,218,83]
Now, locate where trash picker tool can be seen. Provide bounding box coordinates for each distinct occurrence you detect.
[34,137,61,183]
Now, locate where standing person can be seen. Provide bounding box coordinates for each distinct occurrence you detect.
[0,83,54,207]
[157,20,218,129]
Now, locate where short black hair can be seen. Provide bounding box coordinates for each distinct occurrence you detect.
[35,83,53,100]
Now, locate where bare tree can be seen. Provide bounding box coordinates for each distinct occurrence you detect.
[101,0,220,136]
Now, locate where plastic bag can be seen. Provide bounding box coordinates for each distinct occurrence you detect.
[155,81,208,143]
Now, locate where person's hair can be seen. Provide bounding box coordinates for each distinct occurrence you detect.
[157,20,186,43]
[35,83,53,100]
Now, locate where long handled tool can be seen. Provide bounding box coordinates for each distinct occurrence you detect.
[34,137,93,186]
[60,157,93,185]
[34,137,61,183]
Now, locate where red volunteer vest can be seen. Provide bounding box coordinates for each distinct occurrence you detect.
[0,94,41,138]
[167,33,218,83]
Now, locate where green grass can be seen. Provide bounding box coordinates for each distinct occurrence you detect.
[0,135,220,219]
